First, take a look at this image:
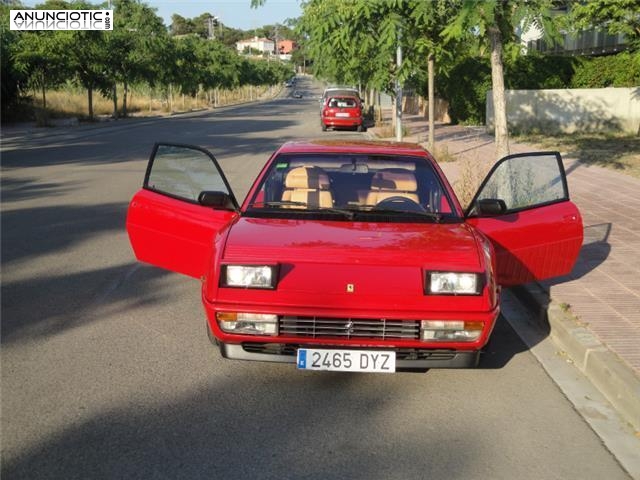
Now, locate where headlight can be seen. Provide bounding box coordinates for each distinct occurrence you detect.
[420,320,483,342]
[426,272,482,295]
[217,312,278,335]
[221,264,279,289]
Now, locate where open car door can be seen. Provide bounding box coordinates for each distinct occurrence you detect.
[466,152,583,287]
[126,143,239,279]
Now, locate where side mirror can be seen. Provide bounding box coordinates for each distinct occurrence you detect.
[198,191,236,210]
[476,198,507,216]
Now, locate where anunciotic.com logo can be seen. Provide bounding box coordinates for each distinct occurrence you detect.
[10,10,114,30]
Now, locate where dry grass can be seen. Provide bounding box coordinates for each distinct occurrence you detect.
[374,122,411,139]
[452,155,492,209]
[429,144,456,163]
[515,132,640,179]
[35,85,273,121]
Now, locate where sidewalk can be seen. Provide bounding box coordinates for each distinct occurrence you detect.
[369,113,640,432]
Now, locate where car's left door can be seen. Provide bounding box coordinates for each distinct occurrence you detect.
[126,143,239,279]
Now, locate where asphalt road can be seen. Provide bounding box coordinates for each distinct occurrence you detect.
[1,77,631,479]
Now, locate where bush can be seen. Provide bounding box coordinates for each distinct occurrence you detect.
[571,51,640,88]
[437,57,491,125]
[505,53,577,89]
[436,51,636,125]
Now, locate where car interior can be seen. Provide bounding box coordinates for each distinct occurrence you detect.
[250,155,454,215]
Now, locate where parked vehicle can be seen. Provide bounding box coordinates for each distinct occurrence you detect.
[127,140,583,372]
[321,95,364,132]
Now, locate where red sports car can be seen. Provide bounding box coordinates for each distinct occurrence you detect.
[127,140,582,372]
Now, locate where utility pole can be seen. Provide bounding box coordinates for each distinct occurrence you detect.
[395,28,403,142]
[207,16,219,40]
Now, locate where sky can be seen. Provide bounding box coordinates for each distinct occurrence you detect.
[148,1,303,31]
[21,1,303,31]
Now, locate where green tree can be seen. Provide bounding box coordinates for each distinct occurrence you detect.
[1,5,27,120]
[170,14,191,36]
[568,0,640,51]
[103,0,166,117]
[13,30,70,124]
[443,0,559,159]
[410,0,457,148]
[48,0,111,120]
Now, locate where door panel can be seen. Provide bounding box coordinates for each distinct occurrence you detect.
[467,202,582,286]
[126,143,239,279]
[467,152,583,286]
[127,190,237,278]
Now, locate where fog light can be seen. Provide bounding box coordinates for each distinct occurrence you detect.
[420,320,483,342]
[217,312,278,336]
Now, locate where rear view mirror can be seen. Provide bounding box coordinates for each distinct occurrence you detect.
[198,191,236,210]
[476,198,507,216]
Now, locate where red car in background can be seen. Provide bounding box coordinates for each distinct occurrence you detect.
[321,95,365,132]
[127,140,583,373]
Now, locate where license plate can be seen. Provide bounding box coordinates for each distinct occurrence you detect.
[335,112,350,117]
[297,348,396,373]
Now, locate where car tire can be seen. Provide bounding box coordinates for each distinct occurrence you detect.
[321,123,327,132]
[357,124,365,133]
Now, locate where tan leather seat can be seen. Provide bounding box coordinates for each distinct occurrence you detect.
[281,166,334,208]
[360,169,419,206]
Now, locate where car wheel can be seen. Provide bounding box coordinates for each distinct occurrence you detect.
[357,124,364,133]
[321,123,327,132]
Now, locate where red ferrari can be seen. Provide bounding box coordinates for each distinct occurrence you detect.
[127,140,582,372]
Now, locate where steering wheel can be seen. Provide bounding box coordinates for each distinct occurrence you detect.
[374,196,427,213]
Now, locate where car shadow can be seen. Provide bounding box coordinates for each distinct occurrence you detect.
[487,222,612,369]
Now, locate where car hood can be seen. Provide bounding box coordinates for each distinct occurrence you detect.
[212,217,488,314]
[223,217,481,269]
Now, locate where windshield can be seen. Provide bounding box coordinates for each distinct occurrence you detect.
[245,153,458,222]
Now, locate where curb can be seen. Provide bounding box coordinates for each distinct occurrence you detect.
[512,283,640,433]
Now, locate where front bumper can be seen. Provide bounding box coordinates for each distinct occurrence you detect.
[219,342,480,369]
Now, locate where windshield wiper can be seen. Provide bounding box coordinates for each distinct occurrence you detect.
[249,201,356,219]
[313,207,356,220]
[248,200,309,208]
[361,207,444,223]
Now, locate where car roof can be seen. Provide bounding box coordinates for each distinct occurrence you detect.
[327,95,359,101]
[276,139,431,157]
[323,88,360,98]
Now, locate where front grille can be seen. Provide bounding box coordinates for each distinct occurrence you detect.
[279,316,420,340]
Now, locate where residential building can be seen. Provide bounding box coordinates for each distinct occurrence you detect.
[236,36,275,55]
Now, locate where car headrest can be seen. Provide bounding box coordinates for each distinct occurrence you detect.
[285,166,331,190]
[371,169,417,191]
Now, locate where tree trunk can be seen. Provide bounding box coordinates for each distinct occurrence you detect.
[40,81,48,126]
[87,86,94,120]
[427,53,435,151]
[41,82,46,112]
[123,80,128,118]
[112,84,118,119]
[489,25,510,159]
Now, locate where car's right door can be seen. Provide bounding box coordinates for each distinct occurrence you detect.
[465,152,583,287]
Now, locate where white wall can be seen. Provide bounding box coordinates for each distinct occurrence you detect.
[486,87,640,134]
